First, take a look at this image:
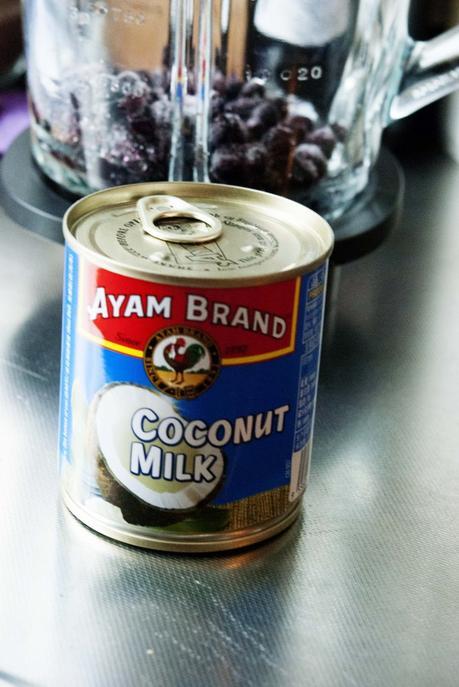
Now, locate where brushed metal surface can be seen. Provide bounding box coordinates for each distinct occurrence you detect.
[0,153,458,687]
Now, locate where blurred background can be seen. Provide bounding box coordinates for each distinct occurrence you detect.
[1,0,457,157]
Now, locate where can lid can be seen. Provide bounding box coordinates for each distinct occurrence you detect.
[64,182,334,285]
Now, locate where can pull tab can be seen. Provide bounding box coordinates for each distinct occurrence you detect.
[137,195,222,243]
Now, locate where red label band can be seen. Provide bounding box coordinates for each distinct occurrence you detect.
[78,262,300,364]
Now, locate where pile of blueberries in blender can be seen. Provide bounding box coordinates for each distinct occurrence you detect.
[210,72,343,194]
[31,68,344,194]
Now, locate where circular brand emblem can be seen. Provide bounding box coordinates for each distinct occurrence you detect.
[144,326,220,399]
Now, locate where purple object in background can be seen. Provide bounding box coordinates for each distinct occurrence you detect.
[0,89,29,155]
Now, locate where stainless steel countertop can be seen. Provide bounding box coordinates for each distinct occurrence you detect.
[0,153,458,687]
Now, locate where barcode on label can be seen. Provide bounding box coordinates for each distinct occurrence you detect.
[289,442,311,502]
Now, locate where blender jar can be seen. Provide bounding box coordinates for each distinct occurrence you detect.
[23,0,179,193]
[22,0,459,219]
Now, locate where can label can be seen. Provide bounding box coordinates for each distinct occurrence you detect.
[59,246,327,533]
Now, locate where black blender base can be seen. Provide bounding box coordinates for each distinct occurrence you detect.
[330,147,404,264]
[0,130,74,241]
[0,130,404,263]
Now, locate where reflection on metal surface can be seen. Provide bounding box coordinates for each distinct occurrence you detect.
[60,501,303,565]
[0,672,39,687]
[54,505,302,685]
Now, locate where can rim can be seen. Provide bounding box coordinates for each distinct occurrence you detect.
[63,182,334,286]
[62,488,302,553]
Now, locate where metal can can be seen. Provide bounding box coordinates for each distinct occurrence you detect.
[59,182,333,552]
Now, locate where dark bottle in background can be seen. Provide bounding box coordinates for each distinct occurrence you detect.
[0,0,23,85]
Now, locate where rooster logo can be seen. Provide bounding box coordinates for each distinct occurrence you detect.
[144,327,220,399]
[163,337,206,385]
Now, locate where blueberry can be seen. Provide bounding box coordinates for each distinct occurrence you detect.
[244,143,268,186]
[211,93,225,118]
[153,126,171,161]
[210,142,269,190]
[97,157,129,186]
[306,126,336,159]
[331,122,347,143]
[212,71,227,95]
[117,94,148,115]
[264,169,285,193]
[210,145,248,185]
[129,116,156,139]
[263,125,296,160]
[241,79,266,99]
[292,143,328,184]
[285,115,314,142]
[137,71,165,103]
[145,150,168,181]
[246,115,265,140]
[211,113,248,147]
[225,77,244,101]
[224,96,259,119]
[148,87,166,104]
[137,69,155,89]
[254,102,279,127]
[246,101,280,139]
[272,96,289,120]
[261,126,297,193]
[113,144,143,172]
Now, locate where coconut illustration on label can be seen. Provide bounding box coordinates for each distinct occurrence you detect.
[92,383,225,518]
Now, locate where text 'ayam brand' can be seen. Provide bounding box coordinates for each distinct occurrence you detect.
[88,288,288,339]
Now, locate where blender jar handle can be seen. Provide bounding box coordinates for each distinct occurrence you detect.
[390,25,459,120]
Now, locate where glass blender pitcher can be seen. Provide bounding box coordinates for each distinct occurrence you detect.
[22,0,459,219]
